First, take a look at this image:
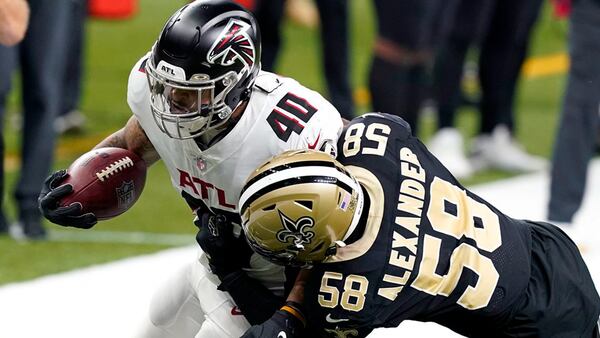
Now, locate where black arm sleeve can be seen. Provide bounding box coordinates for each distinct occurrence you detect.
[284,266,301,295]
[218,270,284,325]
[181,191,297,324]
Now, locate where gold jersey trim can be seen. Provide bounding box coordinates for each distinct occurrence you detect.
[324,165,384,263]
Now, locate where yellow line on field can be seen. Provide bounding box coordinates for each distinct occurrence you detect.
[354,52,569,107]
[354,87,371,109]
[522,52,569,78]
[5,134,106,171]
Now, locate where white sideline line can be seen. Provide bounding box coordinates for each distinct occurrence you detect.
[0,160,599,338]
[0,246,199,338]
[48,229,196,246]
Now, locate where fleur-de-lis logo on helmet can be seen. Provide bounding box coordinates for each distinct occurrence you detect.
[276,211,315,250]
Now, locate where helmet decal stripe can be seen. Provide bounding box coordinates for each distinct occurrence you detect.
[241,165,353,202]
[239,166,359,214]
[239,175,352,215]
[241,160,342,194]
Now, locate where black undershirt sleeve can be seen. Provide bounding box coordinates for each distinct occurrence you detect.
[217,270,283,324]
[217,266,300,325]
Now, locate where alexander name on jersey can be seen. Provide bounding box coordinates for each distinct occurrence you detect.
[376,145,426,302]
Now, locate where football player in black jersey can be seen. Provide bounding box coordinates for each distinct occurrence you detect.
[238,113,600,337]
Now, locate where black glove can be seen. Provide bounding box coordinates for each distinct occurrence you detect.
[195,211,250,278]
[241,302,306,338]
[38,170,98,229]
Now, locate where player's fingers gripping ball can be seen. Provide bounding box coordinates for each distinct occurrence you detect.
[39,169,99,229]
[59,147,147,221]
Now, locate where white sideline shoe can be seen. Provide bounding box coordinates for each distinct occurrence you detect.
[55,110,86,134]
[470,125,547,172]
[428,128,473,179]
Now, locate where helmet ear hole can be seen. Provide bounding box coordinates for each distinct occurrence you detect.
[295,200,313,210]
[262,204,276,211]
[310,241,325,253]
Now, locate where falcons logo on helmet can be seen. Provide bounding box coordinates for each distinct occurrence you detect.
[207,19,256,70]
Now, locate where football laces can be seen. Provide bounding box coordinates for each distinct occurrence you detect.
[96,157,135,182]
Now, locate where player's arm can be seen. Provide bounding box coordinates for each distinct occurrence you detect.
[241,270,310,338]
[195,211,289,324]
[94,116,160,166]
[39,116,158,229]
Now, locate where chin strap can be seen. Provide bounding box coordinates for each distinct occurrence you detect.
[195,99,250,149]
[240,87,252,103]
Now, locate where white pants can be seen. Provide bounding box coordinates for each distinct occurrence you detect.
[134,252,250,338]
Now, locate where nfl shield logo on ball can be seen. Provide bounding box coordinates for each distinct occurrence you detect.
[116,181,135,207]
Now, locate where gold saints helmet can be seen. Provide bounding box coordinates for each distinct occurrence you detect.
[239,150,364,267]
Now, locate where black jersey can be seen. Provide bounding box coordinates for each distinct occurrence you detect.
[303,113,533,337]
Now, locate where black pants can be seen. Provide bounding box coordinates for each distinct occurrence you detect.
[500,221,600,337]
[253,0,354,119]
[548,0,600,222]
[368,0,452,134]
[433,0,542,133]
[60,0,87,116]
[0,0,71,221]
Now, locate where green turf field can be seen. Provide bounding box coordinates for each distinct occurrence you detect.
[0,0,569,285]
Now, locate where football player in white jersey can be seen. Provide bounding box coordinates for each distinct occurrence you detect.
[38,1,343,337]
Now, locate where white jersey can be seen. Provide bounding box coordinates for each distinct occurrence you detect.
[127,53,343,218]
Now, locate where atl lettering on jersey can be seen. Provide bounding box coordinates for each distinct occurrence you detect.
[178,168,235,209]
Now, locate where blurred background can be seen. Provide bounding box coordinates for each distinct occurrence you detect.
[0,0,576,285]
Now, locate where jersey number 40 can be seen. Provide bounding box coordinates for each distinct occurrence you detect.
[267,93,317,141]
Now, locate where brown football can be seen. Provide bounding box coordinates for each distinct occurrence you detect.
[60,147,147,220]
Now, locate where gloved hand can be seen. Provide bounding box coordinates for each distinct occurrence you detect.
[195,211,249,278]
[38,170,98,229]
[241,302,306,338]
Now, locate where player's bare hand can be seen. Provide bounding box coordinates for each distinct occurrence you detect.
[38,170,97,229]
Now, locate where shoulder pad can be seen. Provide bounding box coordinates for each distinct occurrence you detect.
[360,112,412,132]
[353,112,412,140]
[253,73,284,93]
